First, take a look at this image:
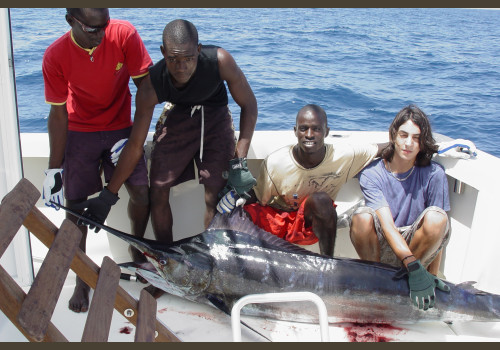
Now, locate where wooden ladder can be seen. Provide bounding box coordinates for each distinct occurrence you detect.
[0,178,181,342]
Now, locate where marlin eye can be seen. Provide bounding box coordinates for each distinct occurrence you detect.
[159,259,167,265]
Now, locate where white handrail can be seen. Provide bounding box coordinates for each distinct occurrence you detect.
[231,291,330,342]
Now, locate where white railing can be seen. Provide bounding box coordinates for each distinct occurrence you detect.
[231,291,330,342]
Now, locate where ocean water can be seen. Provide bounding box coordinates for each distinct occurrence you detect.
[9,8,500,157]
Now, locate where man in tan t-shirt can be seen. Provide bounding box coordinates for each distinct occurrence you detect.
[217,104,386,256]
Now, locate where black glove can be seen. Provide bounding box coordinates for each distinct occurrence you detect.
[219,157,256,199]
[74,187,119,233]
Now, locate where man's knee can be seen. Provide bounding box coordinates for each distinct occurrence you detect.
[423,209,448,226]
[306,192,336,219]
[350,212,373,230]
[150,186,171,208]
[421,209,448,238]
[204,185,222,208]
[126,184,150,206]
[309,191,332,204]
[349,212,374,239]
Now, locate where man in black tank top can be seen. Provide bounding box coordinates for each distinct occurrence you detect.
[79,20,257,291]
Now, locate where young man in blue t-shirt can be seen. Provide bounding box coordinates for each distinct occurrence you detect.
[350,105,451,311]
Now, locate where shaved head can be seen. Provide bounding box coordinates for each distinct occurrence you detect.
[66,8,109,20]
[296,104,328,127]
[162,19,198,47]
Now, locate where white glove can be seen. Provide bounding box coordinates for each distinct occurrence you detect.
[437,139,477,159]
[42,168,64,210]
[110,138,128,166]
[216,190,247,214]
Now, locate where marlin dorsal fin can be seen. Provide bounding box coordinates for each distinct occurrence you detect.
[208,209,323,256]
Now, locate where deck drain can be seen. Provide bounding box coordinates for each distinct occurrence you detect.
[124,308,135,317]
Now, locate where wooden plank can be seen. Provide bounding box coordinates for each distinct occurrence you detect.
[17,219,82,342]
[81,256,121,342]
[0,266,67,342]
[23,206,181,342]
[134,288,158,342]
[0,178,39,258]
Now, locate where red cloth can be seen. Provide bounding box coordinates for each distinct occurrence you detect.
[43,19,152,132]
[244,199,335,245]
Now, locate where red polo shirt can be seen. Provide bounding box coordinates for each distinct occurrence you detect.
[42,19,152,132]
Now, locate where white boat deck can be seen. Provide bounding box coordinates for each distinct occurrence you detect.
[2,130,500,342]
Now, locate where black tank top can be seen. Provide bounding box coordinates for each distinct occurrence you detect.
[149,45,228,107]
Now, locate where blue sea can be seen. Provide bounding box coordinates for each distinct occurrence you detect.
[9,8,500,157]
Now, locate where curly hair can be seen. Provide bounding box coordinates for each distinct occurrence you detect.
[381,105,438,167]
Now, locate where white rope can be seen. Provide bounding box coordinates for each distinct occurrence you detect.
[190,105,205,162]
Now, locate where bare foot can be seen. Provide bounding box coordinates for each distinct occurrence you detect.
[69,277,90,313]
[144,285,165,299]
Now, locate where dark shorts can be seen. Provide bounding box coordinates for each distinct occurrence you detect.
[63,127,148,200]
[149,104,236,189]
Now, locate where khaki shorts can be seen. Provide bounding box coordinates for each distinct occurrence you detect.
[350,206,451,268]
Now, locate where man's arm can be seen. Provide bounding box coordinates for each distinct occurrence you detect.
[376,202,450,310]
[107,74,158,194]
[47,104,68,169]
[375,206,416,267]
[132,74,147,89]
[359,167,414,267]
[41,104,68,208]
[217,48,257,158]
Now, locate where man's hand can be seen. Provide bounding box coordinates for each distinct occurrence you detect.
[407,260,450,310]
[216,189,247,214]
[73,187,119,233]
[223,157,256,198]
[42,168,64,210]
[110,138,128,166]
[437,139,477,159]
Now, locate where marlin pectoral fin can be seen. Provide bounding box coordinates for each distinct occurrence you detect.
[206,294,231,314]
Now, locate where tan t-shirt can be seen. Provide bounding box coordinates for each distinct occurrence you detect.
[254,143,378,211]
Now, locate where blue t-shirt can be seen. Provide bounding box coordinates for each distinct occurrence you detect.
[358,158,450,227]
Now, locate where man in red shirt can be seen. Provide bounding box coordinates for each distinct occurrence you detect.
[42,8,152,313]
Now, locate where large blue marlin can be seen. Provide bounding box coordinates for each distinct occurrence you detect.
[61,205,500,324]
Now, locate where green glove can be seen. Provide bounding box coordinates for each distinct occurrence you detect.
[224,157,256,199]
[407,260,450,310]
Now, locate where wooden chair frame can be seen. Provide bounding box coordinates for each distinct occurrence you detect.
[0,178,180,342]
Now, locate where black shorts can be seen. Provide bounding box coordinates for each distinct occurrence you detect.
[63,127,148,200]
[150,104,236,188]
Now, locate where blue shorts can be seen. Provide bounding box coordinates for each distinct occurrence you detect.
[63,127,148,200]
